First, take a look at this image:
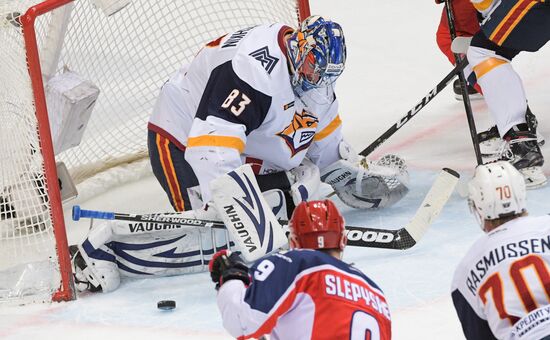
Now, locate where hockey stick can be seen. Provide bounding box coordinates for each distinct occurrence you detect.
[444,0,483,165]
[359,58,468,157]
[72,168,459,250]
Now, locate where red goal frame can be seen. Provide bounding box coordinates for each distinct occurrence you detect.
[19,0,311,302]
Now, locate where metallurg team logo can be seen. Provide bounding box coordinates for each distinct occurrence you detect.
[249,46,279,74]
[277,110,319,157]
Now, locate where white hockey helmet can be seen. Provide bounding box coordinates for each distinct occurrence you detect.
[468,161,526,225]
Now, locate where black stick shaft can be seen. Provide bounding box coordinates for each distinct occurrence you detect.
[444,0,483,165]
[360,58,468,157]
[72,206,412,250]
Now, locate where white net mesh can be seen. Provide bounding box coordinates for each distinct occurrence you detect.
[50,0,302,182]
[0,1,59,304]
[0,0,302,304]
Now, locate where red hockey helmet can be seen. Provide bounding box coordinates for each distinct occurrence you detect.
[289,200,346,251]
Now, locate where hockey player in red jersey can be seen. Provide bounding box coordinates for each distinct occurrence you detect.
[452,161,550,339]
[435,0,482,99]
[209,199,391,340]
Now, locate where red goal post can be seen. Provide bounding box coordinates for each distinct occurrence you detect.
[0,0,310,304]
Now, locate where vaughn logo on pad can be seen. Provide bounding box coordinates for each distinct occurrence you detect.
[211,164,287,262]
[222,204,262,253]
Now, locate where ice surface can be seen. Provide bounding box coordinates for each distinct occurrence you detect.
[1,0,549,339]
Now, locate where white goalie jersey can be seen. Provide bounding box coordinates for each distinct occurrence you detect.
[451,215,550,340]
[148,23,343,203]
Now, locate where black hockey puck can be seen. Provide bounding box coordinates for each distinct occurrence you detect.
[157,300,176,310]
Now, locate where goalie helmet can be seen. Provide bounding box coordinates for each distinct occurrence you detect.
[286,15,346,93]
[468,161,526,225]
[289,200,346,251]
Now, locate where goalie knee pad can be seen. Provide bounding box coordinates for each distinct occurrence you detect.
[210,164,288,262]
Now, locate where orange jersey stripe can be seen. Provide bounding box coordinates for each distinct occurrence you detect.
[495,1,538,45]
[490,0,538,45]
[156,135,185,211]
[187,135,245,153]
[314,115,342,141]
[472,0,494,12]
[473,57,508,79]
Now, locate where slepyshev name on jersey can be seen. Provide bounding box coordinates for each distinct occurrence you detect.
[324,273,391,321]
[465,235,550,295]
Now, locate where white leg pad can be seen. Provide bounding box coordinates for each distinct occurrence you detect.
[210,164,287,262]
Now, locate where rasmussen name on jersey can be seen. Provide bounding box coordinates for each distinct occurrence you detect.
[466,236,550,295]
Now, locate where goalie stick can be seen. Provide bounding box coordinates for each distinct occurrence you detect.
[72,168,459,250]
[360,58,468,157]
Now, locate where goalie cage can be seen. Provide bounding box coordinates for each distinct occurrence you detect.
[0,0,310,305]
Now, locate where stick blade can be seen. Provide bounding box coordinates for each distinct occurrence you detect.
[406,168,460,242]
[345,226,416,250]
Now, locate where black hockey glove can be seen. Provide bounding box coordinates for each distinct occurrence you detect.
[208,250,250,290]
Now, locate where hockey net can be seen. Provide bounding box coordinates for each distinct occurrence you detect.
[0,0,309,305]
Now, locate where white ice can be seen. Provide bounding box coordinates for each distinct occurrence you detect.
[1,0,550,339]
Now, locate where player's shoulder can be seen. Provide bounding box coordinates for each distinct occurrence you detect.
[501,214,550,232]
[257,249,341,274]
[485,215,550,244]
[267,249,383,292]
[230,23,293,95]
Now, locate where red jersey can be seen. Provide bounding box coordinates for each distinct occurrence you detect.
[435,0,480,64]
[216,249,391,339]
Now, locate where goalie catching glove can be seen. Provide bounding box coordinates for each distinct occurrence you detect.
[321,142,409,209]
[209,250,250,290]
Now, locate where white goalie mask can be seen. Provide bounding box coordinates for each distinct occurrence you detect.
[467,161,526,227]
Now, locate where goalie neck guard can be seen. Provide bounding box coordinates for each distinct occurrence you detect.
[289,200,346,251]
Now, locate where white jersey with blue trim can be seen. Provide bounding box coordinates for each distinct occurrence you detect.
[217,249,391,340]
[149,23,343,203]
[80,219,231,278]
[451,215,550,340]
